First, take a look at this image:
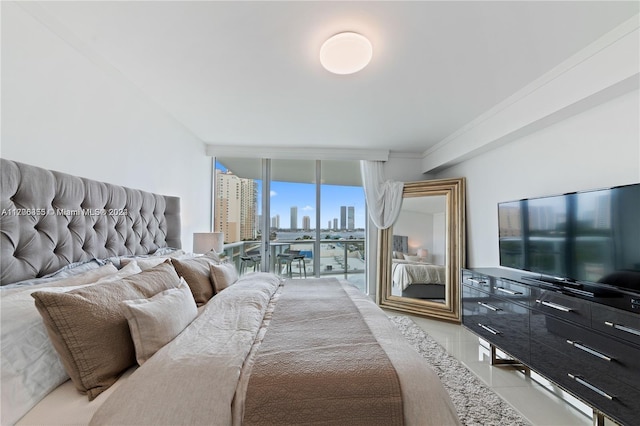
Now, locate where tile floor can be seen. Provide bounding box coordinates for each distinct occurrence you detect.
[394,312,619,426]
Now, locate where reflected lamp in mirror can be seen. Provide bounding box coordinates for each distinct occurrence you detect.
[193,232,224,254]
[417,248,429,261]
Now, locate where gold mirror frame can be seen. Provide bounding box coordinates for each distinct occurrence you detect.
[376,178,466,322]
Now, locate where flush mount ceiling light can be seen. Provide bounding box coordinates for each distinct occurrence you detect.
[320,32,373,75]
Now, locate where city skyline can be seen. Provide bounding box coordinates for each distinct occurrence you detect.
[215,163,367,235]
[277,204,359,231]
[265,181,366,229]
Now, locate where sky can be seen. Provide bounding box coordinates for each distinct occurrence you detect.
[265,180,366,229]
[216,161,366,229]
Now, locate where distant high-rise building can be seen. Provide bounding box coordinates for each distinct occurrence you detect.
[215,170,240,243]
[271,214,280,229]
[333,218,338,230]
[290,206,298,230]
[302,215,311,231]
[498,205,521,237]
[347,206,355,230]
[239,177,257,241]
[328,220,331,229]
[340,206,346,230]
[593,194,611,229]
[214,170,258,243]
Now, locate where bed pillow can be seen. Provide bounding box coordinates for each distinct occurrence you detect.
[31,261,180,400]
[122,278,197,365]
[152,247,185,257]
[201,249,221,262]
[0,262,138,426]
[0,263,118,296]
[403,254,428,263]
[209,262,239,293]
[393,251,406,260]
[171,254,219,305]
[118,257,161,271]
[119,250,190,270]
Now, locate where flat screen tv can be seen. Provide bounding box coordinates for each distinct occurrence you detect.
[498,183,640,294]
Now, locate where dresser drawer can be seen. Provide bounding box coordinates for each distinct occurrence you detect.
[531,313,640,391]
[462,270,491,290]
[531,288,591,327]
[490,277,531,306]
[463,285,530,362]
[532,342,640,426]
[592,304,640,347]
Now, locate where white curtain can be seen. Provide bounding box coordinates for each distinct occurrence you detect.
[360,160,404,229]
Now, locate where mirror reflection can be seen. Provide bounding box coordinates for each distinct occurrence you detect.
[391,195,447,303]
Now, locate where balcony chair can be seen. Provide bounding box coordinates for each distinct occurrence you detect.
[276,250,306,278]
[239,254,261,275]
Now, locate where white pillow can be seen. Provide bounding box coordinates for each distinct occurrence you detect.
[0,263,118,297]
[0,262,141,426]
[403,254,428,263]
[121,278,197,365]
[393,251,405,260]
[120,250,192,271]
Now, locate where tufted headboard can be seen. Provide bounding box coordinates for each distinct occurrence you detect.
[393,235,409,255]
[0,159,181,285]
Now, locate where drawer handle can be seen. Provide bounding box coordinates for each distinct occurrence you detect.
[536,300,572,312]
[567,374,614,401]
[566,340,613,362]
[604,321,640,337]
[478,301,501,312]
[478,323,501,335]
[494,286,522,295]
[469,278,487,286]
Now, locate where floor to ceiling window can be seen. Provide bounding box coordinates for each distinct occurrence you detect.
[213,157,366,292]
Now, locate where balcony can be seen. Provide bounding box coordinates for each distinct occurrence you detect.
[221,239,366,293]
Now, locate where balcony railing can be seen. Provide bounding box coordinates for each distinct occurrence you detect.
[221,239,366,293]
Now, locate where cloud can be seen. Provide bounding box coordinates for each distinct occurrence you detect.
[302,205,314,211]
[270,190,277,197]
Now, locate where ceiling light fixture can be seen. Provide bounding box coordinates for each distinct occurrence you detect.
[320,32,372,75]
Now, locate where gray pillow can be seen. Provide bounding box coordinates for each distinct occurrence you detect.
[31,262,180,400]
[210,262,239,293]
[171,257,216,305]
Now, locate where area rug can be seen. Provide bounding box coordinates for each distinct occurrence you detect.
[389,315,530,426]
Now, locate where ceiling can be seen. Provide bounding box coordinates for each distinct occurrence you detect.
[33,1,639,156]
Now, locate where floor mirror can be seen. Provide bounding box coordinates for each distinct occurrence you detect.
[377,178,465,322]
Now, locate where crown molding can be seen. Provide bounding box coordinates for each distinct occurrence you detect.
[205,145,388,161]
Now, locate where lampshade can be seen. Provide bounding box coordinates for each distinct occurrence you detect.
[417,248,429,259]
[193,232,224,254]
[320,32,372,75]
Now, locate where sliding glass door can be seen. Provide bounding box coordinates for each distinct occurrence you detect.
[269,159,316,277]
[213,157,366,292]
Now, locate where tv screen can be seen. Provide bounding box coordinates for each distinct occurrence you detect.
[498,183,640,293]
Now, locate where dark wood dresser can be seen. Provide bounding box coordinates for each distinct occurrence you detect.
[462,267,640,426]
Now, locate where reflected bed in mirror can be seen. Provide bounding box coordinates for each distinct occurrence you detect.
[377,178,465,322]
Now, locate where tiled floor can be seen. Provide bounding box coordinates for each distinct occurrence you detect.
[395,312,608,426]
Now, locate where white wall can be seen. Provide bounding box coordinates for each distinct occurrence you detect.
[438,89,640,268]
[384,155,433,182]
[1,2,212,251]
[432,212,446,265]
[394,210,433,255]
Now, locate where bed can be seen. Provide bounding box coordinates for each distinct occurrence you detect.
[392,259,447,299]
[1,159,460,425]
[391,235,446,300]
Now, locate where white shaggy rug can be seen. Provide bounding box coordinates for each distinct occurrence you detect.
[389,315,530,426]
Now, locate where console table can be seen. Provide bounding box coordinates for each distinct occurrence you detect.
[462,267,640,426]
